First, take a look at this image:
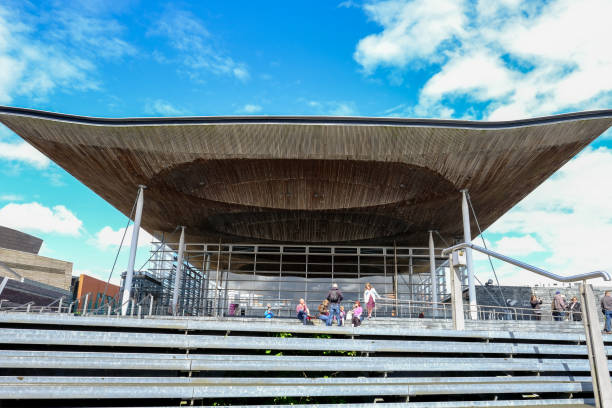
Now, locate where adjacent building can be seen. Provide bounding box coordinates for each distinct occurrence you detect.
[0,225,73,306]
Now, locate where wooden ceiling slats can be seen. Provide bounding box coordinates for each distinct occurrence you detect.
[0,111,610,246]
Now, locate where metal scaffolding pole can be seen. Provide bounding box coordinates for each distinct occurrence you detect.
[409,252,413,301]
[122,185,145,316]
[171,226,185,315]
[429,231,438,316]
[304,250,309,303]
[357,248,361,302]
[461,189,477,320]
[214,242,221,317]
[394,242,399,317]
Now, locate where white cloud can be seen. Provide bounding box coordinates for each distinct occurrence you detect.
[0,202,83,236]
[0,4,134,103]
[492,235,545,257]
[0,194,23,201]
[239,104,263,114]
[355,0,466,72]
[92,225,154,250]
[356,0,612,119]
[485,147,612,284]
[0,139,50,169]
[144,99,186,116]
[148,7,249,81]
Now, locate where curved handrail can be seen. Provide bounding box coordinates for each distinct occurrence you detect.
[442,242,610,282]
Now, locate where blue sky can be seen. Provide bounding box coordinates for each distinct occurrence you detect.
[0,0,611,286]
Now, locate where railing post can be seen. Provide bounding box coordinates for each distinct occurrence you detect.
[580,282,612,408]
[58,298,63,313]
[449,253,465,330]
[26,303,31,313]
[107,303,112,316]
[82,293,89,316]
[149,295,154,317]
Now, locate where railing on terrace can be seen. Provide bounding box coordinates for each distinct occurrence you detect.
[0,295,588,324]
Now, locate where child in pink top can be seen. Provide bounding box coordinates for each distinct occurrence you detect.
[351,301,363,327]
[296,298,310,324]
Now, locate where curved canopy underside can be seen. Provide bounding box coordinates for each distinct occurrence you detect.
[1,107,611,246]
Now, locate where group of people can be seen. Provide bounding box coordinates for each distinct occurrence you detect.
[530,290,612,335]
[295,283,381,327]
[530,292,581,321]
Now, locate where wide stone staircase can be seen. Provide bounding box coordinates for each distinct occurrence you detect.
[0,312,609,407]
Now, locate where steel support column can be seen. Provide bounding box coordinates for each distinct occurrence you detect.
[122,185,145,316]
[449,253,465,330]
[461,189,477,320]
[171,226,185,315]
[429,231,438,316]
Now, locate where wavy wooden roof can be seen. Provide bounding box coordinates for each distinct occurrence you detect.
[1,107,611,246]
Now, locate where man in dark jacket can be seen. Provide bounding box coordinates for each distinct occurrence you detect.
[326,283,343,326]
[600,291,612,334]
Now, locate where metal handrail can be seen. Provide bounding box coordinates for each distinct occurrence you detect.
[1,301,34,312]
[442,242,611,282]
[443,240,612,406]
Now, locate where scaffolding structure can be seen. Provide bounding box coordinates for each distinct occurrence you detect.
[137,242,449,318]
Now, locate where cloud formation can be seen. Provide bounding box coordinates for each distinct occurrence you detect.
[0,202,83,236]
[479,147,612,284]
[144,99,186,116]
[355,0,612,119]
[92,225,154,250]
[0,140,50,169]
[148,7,249,81]
[0,3,134,103]
[239,104,263,114]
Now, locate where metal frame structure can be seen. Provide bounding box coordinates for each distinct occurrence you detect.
[141,242,449,318]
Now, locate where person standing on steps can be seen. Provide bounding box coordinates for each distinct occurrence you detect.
[600,291,612,334]
[326,283,343,326]
[363,282,381,319]
[552,291,566,321]
[567,296,581,322]
[530,294,542,321]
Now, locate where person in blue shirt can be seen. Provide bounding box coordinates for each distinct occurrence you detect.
[264,304,274,319]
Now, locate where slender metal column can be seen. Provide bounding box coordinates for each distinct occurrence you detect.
[393,242,399,317]
[449,253,465,330]
[203,252,210,316]
[461,189,477,319]
[214,242,221,317]
[408,252,413,301]
[171,226,186,315]
[122,185,145,316]
[428,231,438,316]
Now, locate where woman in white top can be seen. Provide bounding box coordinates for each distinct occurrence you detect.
[363,282,380,319]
